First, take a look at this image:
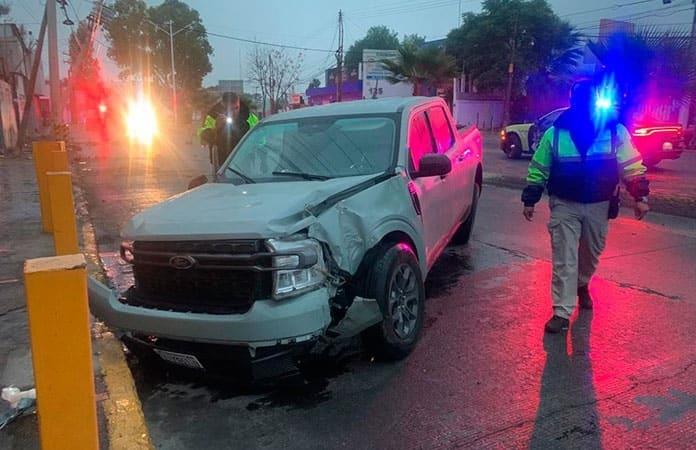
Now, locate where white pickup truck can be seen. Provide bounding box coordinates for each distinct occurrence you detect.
[88,97,483,375]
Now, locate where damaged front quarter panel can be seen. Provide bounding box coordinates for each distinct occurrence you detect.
[305,172,425,338]
[307,172,424,276]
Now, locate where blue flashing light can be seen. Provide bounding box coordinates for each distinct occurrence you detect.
[595,96,612,110]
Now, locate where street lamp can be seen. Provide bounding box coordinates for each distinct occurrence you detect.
[151,20,196,124]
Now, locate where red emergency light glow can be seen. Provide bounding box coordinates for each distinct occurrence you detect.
[632,126,682,137]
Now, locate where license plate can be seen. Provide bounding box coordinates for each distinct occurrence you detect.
[153,349,204,369]
[662,142,673,151]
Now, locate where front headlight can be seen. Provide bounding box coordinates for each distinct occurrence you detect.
[267,238,326,299]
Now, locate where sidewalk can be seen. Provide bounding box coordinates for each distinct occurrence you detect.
[0,153,50,448]
[0,151,149,449]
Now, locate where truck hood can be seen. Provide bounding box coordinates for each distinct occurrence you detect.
[122,175,378,240]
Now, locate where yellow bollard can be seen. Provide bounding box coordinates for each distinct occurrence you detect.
[24,254,98,450]
[32,141,68,233]
[47,171,79,255]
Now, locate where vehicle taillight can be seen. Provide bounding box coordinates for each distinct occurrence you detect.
[500,130,506,140]
[632,126,681,137]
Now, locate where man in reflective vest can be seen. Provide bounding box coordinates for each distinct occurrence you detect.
[197,92,259,170]
[521,79,650,333]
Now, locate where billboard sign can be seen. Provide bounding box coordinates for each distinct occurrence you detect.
[361,49,412,100]
[362,49,399,80]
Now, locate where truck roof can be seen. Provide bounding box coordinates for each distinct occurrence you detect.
[263,96,441,122]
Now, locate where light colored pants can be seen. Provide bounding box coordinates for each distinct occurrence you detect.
[548,196,609,319]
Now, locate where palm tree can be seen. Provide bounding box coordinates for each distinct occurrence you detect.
[381,44,458,96]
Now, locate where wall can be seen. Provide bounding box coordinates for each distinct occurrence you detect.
[362,78,412,100]
[452,83,503,130]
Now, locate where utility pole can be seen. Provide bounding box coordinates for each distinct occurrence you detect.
[269,52,275,113]
[168,20,177,123]
[336,10,344,102]
[17,5,48,150]
[458,0,462,27]
[48,0,62,126]
[152,21,194,123]
[503,17,519,127]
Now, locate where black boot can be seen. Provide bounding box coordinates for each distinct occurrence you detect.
[578,285,593,310]
[545,315,569,333]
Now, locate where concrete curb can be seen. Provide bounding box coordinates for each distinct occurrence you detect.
[483,172,696,219]
[71,152,153,450]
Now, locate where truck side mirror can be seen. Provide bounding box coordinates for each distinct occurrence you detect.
[414,154,452,178]
[187,175,208,190]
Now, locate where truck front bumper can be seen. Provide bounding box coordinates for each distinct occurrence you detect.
[88,277,332,348]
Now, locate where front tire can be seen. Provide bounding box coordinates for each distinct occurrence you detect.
[363,243,425,360]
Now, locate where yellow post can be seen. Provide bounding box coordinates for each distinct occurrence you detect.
[32,141,68,233]
[47,171,79,255]
[24,254,98,450]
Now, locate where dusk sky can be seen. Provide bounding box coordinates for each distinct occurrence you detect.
[8,0,694,93]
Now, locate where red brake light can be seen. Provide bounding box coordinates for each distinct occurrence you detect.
[632,126,682,137]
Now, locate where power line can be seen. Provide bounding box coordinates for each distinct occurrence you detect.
[204,30,334,53]
[16,0,41,21]
[572,0,693,26]
[564,0,691,20]
[84,0,335,53]
[349,0,473,20]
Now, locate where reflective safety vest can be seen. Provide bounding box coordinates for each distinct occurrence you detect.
[197,114,217,138]
[246,112,259,129]
[527,124,646,203]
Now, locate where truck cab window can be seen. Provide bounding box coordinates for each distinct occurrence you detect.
[409,111,435,171]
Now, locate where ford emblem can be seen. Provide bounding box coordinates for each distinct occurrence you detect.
[169,255,196,270]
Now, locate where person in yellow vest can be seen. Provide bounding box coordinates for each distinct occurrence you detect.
[521,78,650,333]
[197,92,259,170]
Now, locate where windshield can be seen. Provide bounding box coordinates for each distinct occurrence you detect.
[219,115,396,183]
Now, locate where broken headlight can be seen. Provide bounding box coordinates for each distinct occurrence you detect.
[267,238,326,299]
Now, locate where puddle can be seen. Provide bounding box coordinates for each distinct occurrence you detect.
[425,247,475,298]
[127,339,364,412]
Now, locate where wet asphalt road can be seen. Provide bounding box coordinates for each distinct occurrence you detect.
[76,136,696,449]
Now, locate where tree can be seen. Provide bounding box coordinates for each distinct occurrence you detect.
[344,26,399,73]
[248,47,302,114]
[402,34,426,48]
[445,0,581,95]
[382,45,457,96]
[105,0,212,110]
[307,78,321,90]
[68,20,99,81]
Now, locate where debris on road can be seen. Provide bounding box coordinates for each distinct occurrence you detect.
[0,387,37,430]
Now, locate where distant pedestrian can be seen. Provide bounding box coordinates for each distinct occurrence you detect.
[197,92,257,171]
[521,78,650,333]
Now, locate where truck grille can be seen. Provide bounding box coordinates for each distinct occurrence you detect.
[123,240,273,315]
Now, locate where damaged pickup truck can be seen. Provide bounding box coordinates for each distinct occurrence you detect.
[88,97,483,377]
